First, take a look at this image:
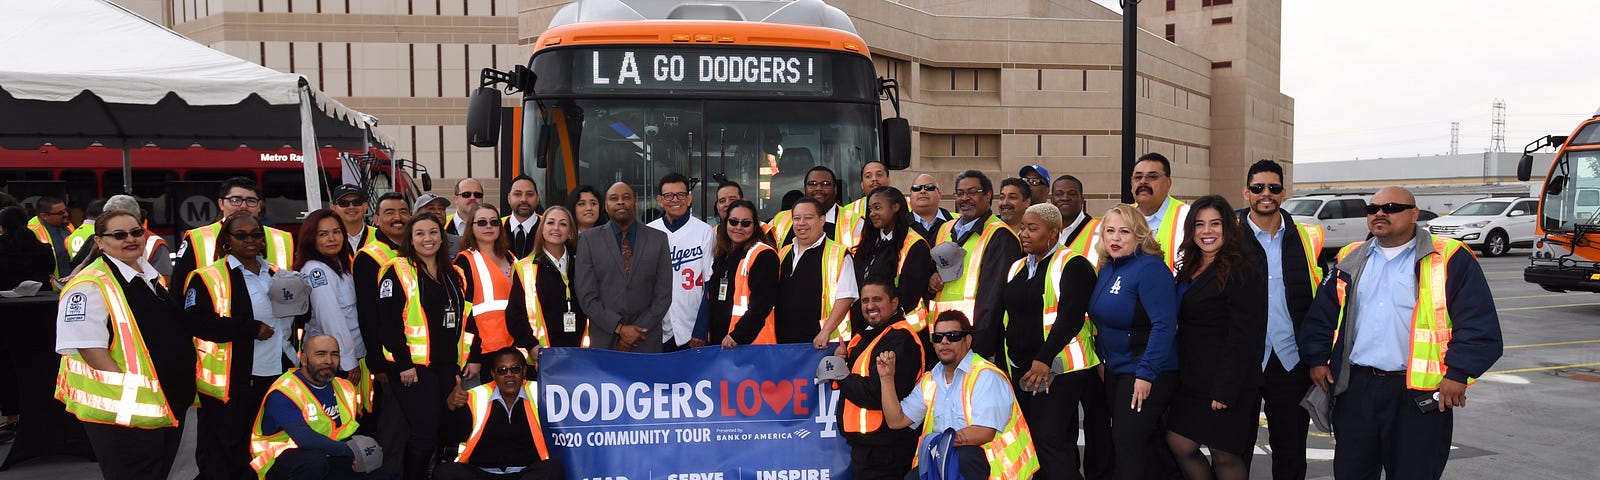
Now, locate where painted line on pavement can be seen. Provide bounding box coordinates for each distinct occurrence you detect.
[1504,339,1600,350]
[1498,302,1600,312]
[1484,362,1600,376]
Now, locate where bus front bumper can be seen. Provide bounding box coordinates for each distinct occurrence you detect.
[1524,265,1600,293]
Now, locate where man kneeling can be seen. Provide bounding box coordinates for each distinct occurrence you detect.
[434,348,563,479]
[250,334,390,479]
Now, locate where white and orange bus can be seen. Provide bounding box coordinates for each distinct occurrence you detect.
[1516,106,1600,293]
[467,0,908,220]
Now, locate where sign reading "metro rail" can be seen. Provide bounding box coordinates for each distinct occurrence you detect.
[575,48,834,95]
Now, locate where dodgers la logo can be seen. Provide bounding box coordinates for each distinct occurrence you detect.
[1108,276,1123,295]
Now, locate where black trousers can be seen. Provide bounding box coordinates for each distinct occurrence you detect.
[432,460,563,480]
[850,440,917,480]
[1332,367,1454,480]
[267,448,398,480]
[1105,371,1178,480]
[82,407,188,480]
[1016,368,1097,480]
[1079,369,1115,480]
[394,365,456,451]
[902,445,989,480]
[1250,355,1310,480]
[196,374,275,480]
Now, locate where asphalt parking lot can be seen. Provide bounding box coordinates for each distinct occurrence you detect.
[3,254,1596,479]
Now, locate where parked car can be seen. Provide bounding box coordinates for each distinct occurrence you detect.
[1282,194,1372,260]
[1427,197,1539,257]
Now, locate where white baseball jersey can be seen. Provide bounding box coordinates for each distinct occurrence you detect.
[647,215,716,346]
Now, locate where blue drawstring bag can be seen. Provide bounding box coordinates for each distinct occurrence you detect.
[917,428,964,480]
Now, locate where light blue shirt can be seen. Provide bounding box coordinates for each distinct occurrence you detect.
[1348,242,1417,372]
[1025,253,1042,279]
[899,351,1014,432]
[951,214,981,240]
[1249,217,1298,371]
[1145,198,1171,234]
[230,256,296,377]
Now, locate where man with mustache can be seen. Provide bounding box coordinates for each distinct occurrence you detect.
[503,175,543,259]
[1130,153,1190,271]
[1299,186,1502,480]
[445,178,485,237]
[833,278,926,478]
[771,166,844,246]
[351,192,410,471]
[1238,160,1324,480]
[250,335,387,479]
[928,170,1021,361]
[996,178,1033,230]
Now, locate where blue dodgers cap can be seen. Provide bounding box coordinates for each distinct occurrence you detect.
[1019,164,1050,180]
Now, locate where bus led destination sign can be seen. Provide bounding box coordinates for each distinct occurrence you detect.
[575,48,832,95]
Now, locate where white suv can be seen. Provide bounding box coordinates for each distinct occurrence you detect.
[1282,195,1372,260]
[1426,197,1539,257]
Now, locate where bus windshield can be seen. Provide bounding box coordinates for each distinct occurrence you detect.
[1542,150,1600,231]
[527,97,877,222]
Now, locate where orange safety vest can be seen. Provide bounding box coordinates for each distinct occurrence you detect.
[459,249,513,353]
[841,319,923,434]
[248,371,360,478]
[728,243,779,345]
[455,381,550,463]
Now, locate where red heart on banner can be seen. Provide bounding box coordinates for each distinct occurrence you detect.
[760,380,793,414]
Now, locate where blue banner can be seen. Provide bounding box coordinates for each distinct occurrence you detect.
[540,344,853,480]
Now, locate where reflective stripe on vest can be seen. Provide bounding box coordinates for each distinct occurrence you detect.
[188,261,241,401]
[1297,222,1326,287]
[1003,247,1101,373]
[779,238,851,341]
[514,258,548,348]
[27,218,65,280]
[380,261,473,368]
[771,210,794,247]
[53,260,178,429]
[1068,218,1103,271]
[898,231,931,331]
[1331,238,1474,391]
[913,355,1040,479]
[1154,197,1189,272]
[456,381,550,463]
[930,215,1014,321]
[67,225,95,258]
[263,228,293,270]
[842,320,923,434]
[357,241,399,283]
[249,372,360,478]
[729,243,778,345]
[838,198,867,250]
[462,249,513,353]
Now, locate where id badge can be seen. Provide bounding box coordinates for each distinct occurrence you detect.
[443,307,459,329]
[562,312,578,333]
[718,278,730,301]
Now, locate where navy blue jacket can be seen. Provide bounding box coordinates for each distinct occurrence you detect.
[1087,249,1179,380]
[1298,233,1502,391]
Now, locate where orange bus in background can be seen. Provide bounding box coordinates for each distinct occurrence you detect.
[467,0,908,220]
[1516,107,1600,292]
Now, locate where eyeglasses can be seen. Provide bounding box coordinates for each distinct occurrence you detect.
[725,219,754,228]
[1247,183,1285,195]
[1024,177,1047,186]
[334,198,367,208]
[473,219,500,228]
[930,330,971,344]
[458,192,484,199]
[221,196,262,207]
[805,181,834,188]
[910,183,938,193]
[97,228,145,240]
[658,192,690,201]
[493,365,525,375]
[1131,173,1164,183]
[1364,202,1416,215]
[42,209,70,217]
[953,188,986,198]
[229,230,267,240]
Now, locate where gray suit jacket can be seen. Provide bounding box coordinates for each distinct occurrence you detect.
[574,222,673,352]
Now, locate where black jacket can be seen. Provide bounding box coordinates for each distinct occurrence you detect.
[353,232,400,372]
[504,254,590,349]
[834,318,925,447]
[184,260,276,396]
[706,247,780,344]
[946,213,1022,361]
[1176,261,1268,406]
[996,254,1097,374]
[1237,209,1318,331]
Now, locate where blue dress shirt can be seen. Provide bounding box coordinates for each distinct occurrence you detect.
[899,351,1014,432]
[1348,242,1417,372]
[1249,217,1299,371]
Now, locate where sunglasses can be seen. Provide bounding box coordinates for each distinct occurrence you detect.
[473,219,500,228]
[98,227,145,240]
[1247,183,1284,195]
[1364,202,1416,215]
[458,192,484,199]
[1024,177,1047,186]
[494,365,525,375]
[230,230,267,240]
[910,183,938,193]
[334,198,367,208]
[930,330,971,344]
[725,219,754,228]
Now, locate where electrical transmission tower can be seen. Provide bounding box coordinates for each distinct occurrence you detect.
[1490,99,1506,153]
[1451,121,1459,155]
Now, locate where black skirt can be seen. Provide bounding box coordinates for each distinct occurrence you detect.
[1166,385,1261,456]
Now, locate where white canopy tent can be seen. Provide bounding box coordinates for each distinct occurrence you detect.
[0,0,394,211]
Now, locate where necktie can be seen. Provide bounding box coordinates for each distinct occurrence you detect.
[620,230,633,272]
[514,226,529,254]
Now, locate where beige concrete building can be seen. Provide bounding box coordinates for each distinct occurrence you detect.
[120,0,1292,211]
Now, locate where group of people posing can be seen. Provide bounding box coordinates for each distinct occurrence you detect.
[46,151,1503,480]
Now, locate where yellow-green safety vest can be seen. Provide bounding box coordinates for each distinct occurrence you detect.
[248,370,361,478]
[186,258,277,402]
[1150,196,1190,272]
[27,216,73,281]
[1295,222,1327,287]
[66,222,96,258]
[1068,217,1103,271]
[54,259,179,429]
[1331,237,1473,391]
[185,222,295,269]
[1003,246,1101,373]
[930,215,1014,321]
[838,197,867,250]
[913,354,1040,479]
[896,231,931,331]
[380,259,474,369]
[778,237,852,341]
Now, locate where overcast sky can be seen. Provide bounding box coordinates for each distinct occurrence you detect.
[1091,0,1599,162]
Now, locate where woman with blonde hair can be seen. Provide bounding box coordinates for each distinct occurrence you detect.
[1086,203,1179,480]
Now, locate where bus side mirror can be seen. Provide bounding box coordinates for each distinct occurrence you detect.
[467,87,502,147]
[1517,153,1534,182]
[421,172,433,192]
[881,117,911,170]
[1547,175,1566,196]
